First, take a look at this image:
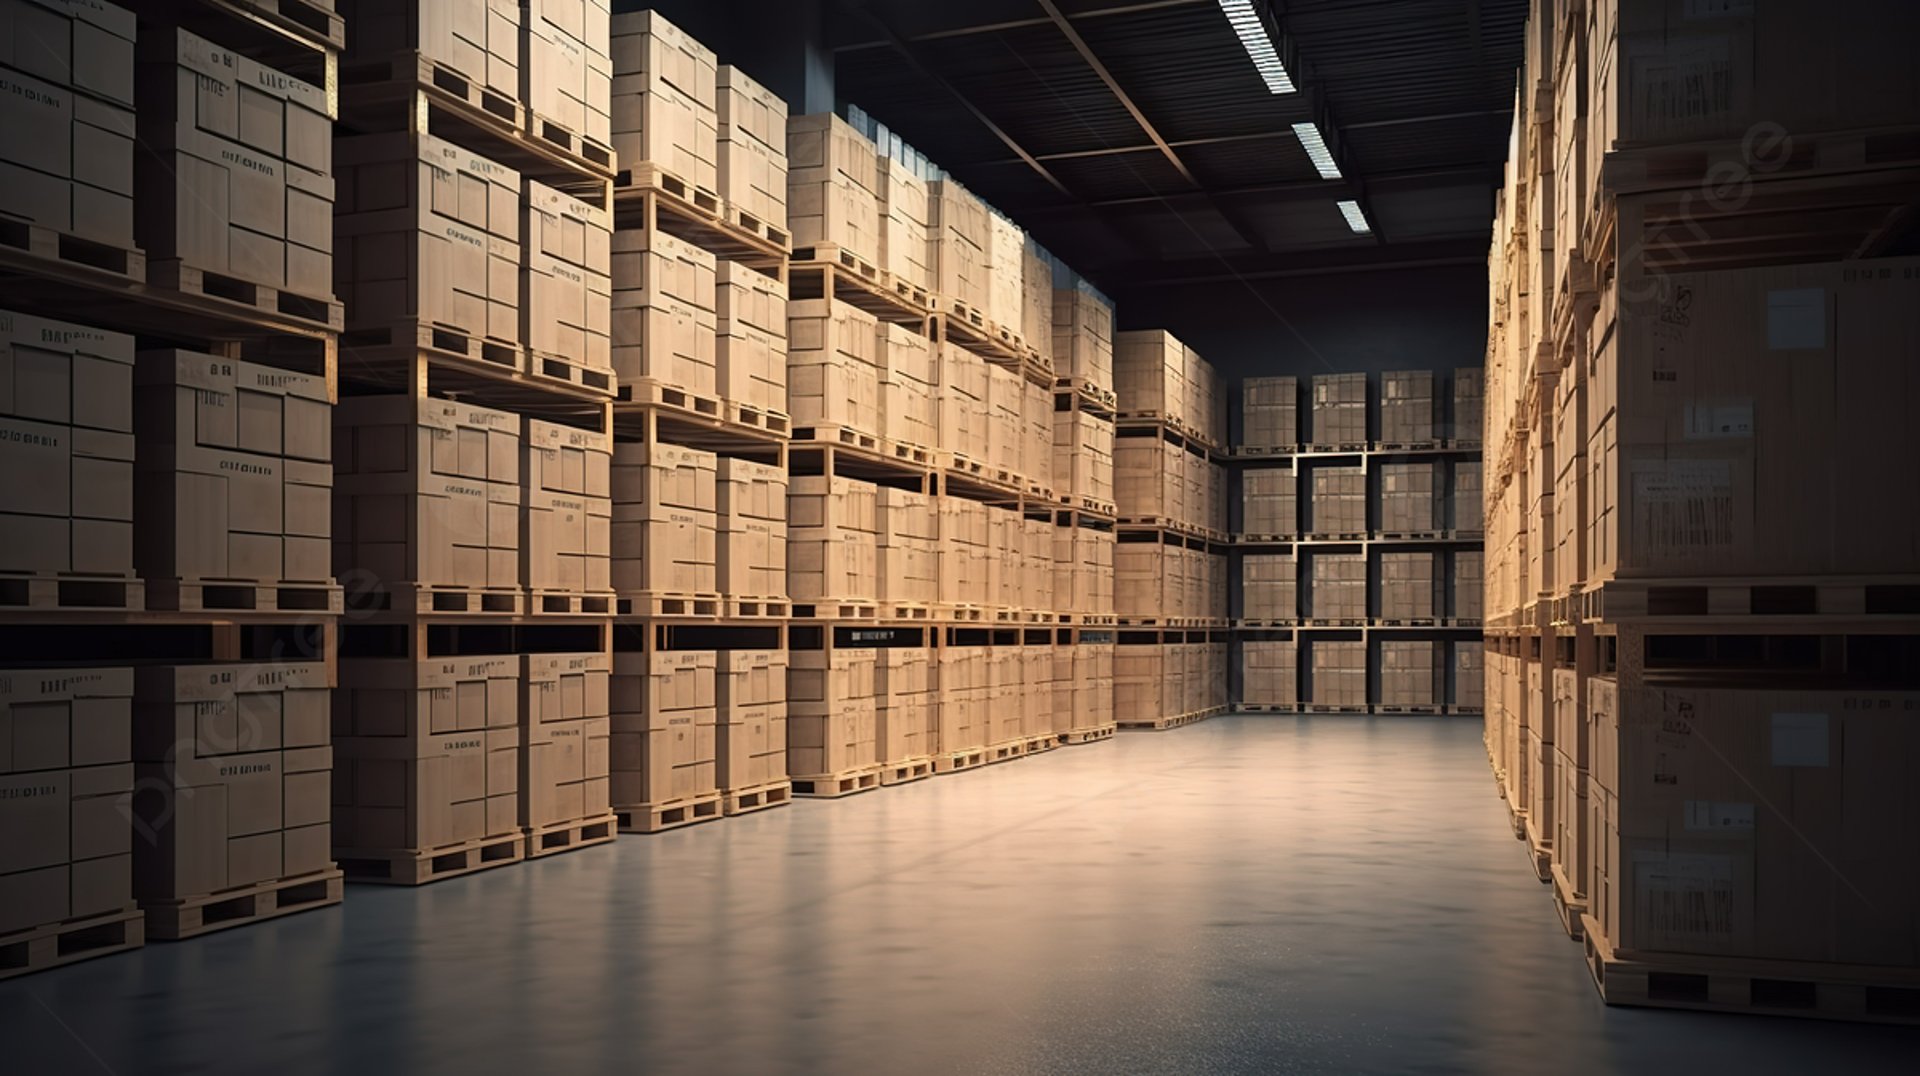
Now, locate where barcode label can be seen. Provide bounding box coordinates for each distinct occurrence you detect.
[1636,852,1738,945]
[1628,36,1736,129]
[1633,461,1736,558]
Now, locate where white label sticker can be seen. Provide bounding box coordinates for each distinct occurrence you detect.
[1684,800,1756,835]
[1634,851,1737,942]
[1627,36,1736,130]
[1767,288,1827,349]
[1684,402,1755,439]
[1631,459,1736,557]
[1771,712,1830,767]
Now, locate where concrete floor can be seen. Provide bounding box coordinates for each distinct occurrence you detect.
[5,716,1917,1075]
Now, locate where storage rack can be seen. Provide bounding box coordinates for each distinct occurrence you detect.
[1224,380,1486,717]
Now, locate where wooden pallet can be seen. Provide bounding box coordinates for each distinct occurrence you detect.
[341,318,525,373]
[1550,862,1587,941]
[1067,495,1117,516]
[792,242,881,283]
[227,0,346,49]
[338,832,526,886]
[1376,441,1443,452]
[879,757,935,786]
[147,259,343,333]
[1302,704,1368,714]
[1376,704,1443,714]
[618,376,722,419]
[616,591,722,618]
[525,109,615,172]
[617,162,721,216]
[791,422,881,453]
[1060,725,1116,745]
[1520,814,1553,884]
[720,203,791,249]
[1302,618,1367,628]
[722,596,791,619]
[790,599,877,620]
[881,602,934,622]
[1580,915,1920,1025]
[984,741,1026,764]
[1055,377,1118,412]
[1302,443,1368,454]
[935,603,989,624]
[527,348,616,397]
[721,779,793,816]
[0,218,145,284]
[0,906,144,982]
[523,813,619,858]
[1022,733,1059,756]
[724,400,791,436]
[943,450,987,479]
[1234,704,1300,714]
[791,766,882,798]
[145,868,343,940]
[618,793,724,833]
[1233,619,1300,629]
[349,582,525,616]
[1232,445,1301,457]
[1573,575,1920,622]
[343,51,523,131]
[885,437,934,466]
[0,572,144,614]
[144,579,344,615]
[933,748,988,774]
[1117,711,1206,731]
[527,589,616,616]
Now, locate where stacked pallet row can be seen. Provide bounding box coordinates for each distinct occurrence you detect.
[601,12,795,833]
[1230,371,1484,716]
[1485,0,1920,1022]
[326,0,634,879]
[780,103,1124,790]
[1,0,352,976]
[1109,330,1228,731]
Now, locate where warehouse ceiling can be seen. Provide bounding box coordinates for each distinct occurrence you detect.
[829,0,1528,291]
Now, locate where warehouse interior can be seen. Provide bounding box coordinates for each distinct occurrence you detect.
[2,0,1919,1072]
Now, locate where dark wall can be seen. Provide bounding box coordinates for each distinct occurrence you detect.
[618,0,835,113]
[1112,263,1488,389]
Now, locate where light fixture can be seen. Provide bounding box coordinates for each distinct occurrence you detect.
[1337,199,1372,235]
[1292,122,1341,179]
[1219,0,1295,94]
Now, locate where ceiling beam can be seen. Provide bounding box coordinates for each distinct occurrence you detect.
[1005,166,1496,211]
[842,0,1160,261]
[954,109,1513,168]
[832,0,1208,52]
[1033,0,1271,254]
[1100,237,1490,288]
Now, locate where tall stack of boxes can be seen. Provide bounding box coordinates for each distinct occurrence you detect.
[787,112,877,264]
[1241,377,1298,450]
[612,443,717,602]
[1309,374,1366,448]
[716,65,787,238]
[610,10,717,196]
[611,647,718,826]
[1485,0,1920,1008]
[611,228,718,397]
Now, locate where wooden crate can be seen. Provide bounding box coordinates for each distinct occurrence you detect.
[610,227,717,397]
[0,5,135,252]
[524,179,613,379]
[716,457,787,602]
[611,441,717,598]
[521,651,613,840]
[716,648,788,798]
[610,10,718,194]
[524,418,613,606]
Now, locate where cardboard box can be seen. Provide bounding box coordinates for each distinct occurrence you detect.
[335,132,521,345]
[934,645,985,755]
[928,179,988,310]
[609,648,717,808]
[334,396,521,592]
[875,487,936,605]
[1241,468,1294,536]
[718,64,788,232]
[986,211,1025,330]
[879,321,936,452]
[788,474,878,603]
[610,227,718,395]
[1241,640,1295,707]
[342,0,521,103]
[715,260,787,412]
[1454,641,1484,711]
[1380,641,1438,706]
[523,179,612,372]
[787,645,877,776]
[1241,376,1298,449]
[610,10,717,188]
[0,0,135,247]
[875,646,933,765]
[1452,367,1484,442]
[1112,330,1186,419]
[1380,370,1435,444]
[523,418,612,596]
[716,458,787,599]
[1308,553,1364,620]
[1309,373,1366,446]
[136,27,333,296]
[1308,640,1365,707]
[332,655,521,852]
[787,297,881,436]
[716,649,787,791]
[1241,554,1295,620]
[132,663,332,899]
[1452,550,1484,621]
[1051,283,1113,393]
[1115,642,1167,725]
[786,112,878,261]
[520,651,611,828]
[1052,409,1114,507]
[134,350,332,585]
[524,0,611,143]
[984,362,1023,477]
[0,310,136,577]
[876,156,929,292]
[1309,466,1365,535]
[1022,239,1053,364]
[610,441,717,595]
[1052,522,1114,616]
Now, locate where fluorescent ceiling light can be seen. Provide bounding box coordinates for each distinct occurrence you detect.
[1337,199,1372,234]
[1219,0,1295,94]
[1292,122,1341,179]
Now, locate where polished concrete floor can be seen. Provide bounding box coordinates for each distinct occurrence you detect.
[5,716,1917,1074]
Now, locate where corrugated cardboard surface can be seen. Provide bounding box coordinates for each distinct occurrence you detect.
[520,651,612,828]
[610,649,717,807]
[344,0,522,100]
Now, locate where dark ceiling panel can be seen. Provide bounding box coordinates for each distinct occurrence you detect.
[1344,112,1509,176]
[916,26,1147,160]
[1047,150,1191,202]
[1181,135,1322,189]
[1076,6,1311,143]
[1108,202,1256,260]
[1370,183,1496,241]
[1240,198,1369,251]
